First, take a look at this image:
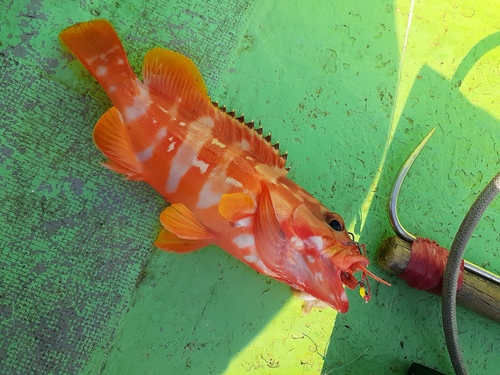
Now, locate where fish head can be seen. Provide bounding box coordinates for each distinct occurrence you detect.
[258,181,389,313]
[283,203,378,313]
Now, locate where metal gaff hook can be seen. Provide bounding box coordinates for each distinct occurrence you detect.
[389,128,435,242]
[388,128,500,286]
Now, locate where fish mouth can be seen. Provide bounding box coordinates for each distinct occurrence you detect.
[334,240,391,302]
[302,240,391,312]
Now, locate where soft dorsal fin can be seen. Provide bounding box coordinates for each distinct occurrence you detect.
[142,48,209,119]
[142,47,288,172]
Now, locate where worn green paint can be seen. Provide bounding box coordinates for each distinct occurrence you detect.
[1,0,499,374]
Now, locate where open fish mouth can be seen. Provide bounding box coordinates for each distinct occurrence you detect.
[340,239,391,302]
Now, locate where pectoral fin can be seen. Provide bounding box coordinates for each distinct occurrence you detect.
[218,193,255,223]
[254,183,287,269]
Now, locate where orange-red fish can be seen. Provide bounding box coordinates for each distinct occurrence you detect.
[59,19,389,313]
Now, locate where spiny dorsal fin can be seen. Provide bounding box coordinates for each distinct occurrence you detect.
[142,47,288,172]
[210,101,289,171]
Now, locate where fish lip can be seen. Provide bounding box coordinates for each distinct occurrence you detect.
[336,251,392,288]
[329,243,369,269]
[345,237,365,255]
[327,243,369,288]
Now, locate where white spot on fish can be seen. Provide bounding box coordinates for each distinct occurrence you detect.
[125,105,146,122]
[108,86,116,93]
[211,138,226,148]
[168,137,173,141]
[159,106,169,115]
[156,127,167,140]
[198,116,214,128]
[307,255,315,263]
[245,156,254,161]
[305,236,323,250]
[197,179,223,209]
[123,84,151,122]
[315,272,324,281]
[166,143,197,192]
[96,66,107,76]
[291,236,304,248]
[233,234,255,249]
[179,121,186,126]
[239,139,250,151]
[167,142,176,152]
[85,56,97,65]
[234,217,252,228]
[137,145,154,162]
[117,58,124,65]
[87,46,118,65]
[167,120,212,194]
[244,255,257,263]
[192,158,209,174]
[137,128,166,162]
[225,177,243,188]
[106,45,120,54]
[177,97,182,103]
[124,105,145,122]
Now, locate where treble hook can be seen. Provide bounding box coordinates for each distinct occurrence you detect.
[388,128,500,286]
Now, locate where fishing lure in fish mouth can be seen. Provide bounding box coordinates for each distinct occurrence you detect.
[344,240,385,303]
[59,19,390,314]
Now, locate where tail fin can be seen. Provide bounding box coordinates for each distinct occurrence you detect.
[59,20,135,92]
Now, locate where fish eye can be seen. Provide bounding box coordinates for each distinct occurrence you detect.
[329,219,343,231]
[323,212,345,232]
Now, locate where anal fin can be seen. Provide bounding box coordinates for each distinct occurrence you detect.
[155,227,211,253]
[93,107,142,180]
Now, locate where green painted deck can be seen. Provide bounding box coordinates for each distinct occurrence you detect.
[1,1,499,374]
